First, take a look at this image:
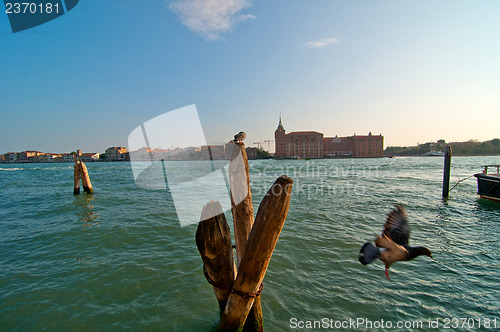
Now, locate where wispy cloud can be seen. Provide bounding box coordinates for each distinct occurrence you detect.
[168,0,254,40]
[302,37,339,49]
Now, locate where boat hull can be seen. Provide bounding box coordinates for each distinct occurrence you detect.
[474,173,500,201]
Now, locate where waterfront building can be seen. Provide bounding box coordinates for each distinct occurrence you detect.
[48,154,62,162]
[351,133,384,158]
[201,145,225,160]
[35,153,62,163]
[105,147,128,161]
[17,151,41,163]
[129,147,153,161]
[153,148,173,160]
[4,152,17,163]
[274,118,384,158]
[181,147,202,160]
[275,116,324,158]
[246,147,258,159]
[274,117,287,158]
[62,154,75,163]
[323,136,353,157]
[286,131,324,159]
[81,153,100,162]
[167,147,184,161]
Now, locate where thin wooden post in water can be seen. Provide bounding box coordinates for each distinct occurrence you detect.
[73,160,81,195]
[442,145,452,198]
[228,142,263,332]
[79,161,94,194]
[196,201,236,313]
[219,175,293,332]
[228,142,254,266]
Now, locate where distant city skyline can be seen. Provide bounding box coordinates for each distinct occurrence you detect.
[2,0,500,155]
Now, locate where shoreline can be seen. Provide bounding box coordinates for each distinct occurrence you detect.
[1,154,499,165]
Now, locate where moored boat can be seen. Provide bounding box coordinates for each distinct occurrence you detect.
[423,150,445,156]
[474,165,500,202]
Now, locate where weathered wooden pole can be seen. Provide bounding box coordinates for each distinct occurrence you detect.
[442,145,452,198]
[219,175,293,331]
[73,160,81,195]
[229,142,254,265]
[74,151,83,195]
[79,161,94,194]
[196,201,236,313]
[228,142,263,332]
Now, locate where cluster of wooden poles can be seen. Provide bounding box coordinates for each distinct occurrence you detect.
[196,142,293,331]
[73,150,93,195]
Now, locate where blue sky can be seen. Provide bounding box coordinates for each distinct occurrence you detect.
[1,0,500,154]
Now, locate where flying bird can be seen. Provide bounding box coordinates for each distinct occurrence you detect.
[358,205,432,280]
[233,131,246,142]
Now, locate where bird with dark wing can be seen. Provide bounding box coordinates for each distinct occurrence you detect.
[358,205,433,279]
[233,131,246,143]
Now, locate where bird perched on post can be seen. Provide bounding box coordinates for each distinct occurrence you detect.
[233,131,246,143]
[358,205,433,280]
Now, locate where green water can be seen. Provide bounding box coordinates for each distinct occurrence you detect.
[1,157,499,331]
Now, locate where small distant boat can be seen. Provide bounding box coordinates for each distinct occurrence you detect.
[423,150,445,156]
[474,165,500,202]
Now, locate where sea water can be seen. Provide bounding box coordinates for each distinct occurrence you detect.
[1,157,499,331]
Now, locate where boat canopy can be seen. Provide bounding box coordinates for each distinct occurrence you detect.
[480,165,500,175]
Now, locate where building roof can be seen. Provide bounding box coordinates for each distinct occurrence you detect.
[352,134,383,138]
[324,136,351,141]
[276,116,285,131]
[287,131,323,136]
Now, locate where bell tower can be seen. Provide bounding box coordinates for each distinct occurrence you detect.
[274,114,286,158]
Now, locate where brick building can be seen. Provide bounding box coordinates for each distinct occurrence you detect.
[323,136,353,157]
[274,117,287,158]
[350,133,384,158]
[285,131,324,158]
[275,117,324,158]
[274,118,383,158]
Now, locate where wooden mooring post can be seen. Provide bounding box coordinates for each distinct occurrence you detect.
[228,142,263,331]
[196,201,236,313]
[80,161,94,194]
[218,175,293,331]
[442,145,452,198]
[73,150,94,195]
[74,162,81,195]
